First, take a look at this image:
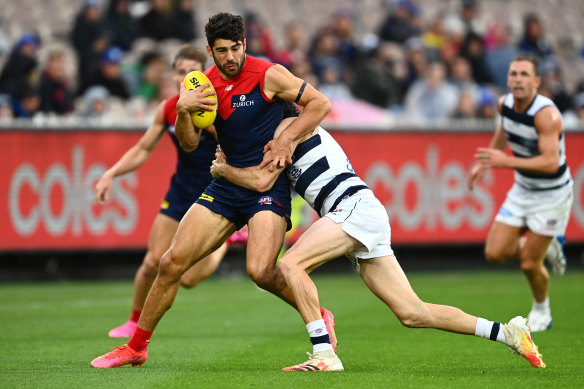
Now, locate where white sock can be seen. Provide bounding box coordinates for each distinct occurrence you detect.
[307,319,332,353]
[532,297,550,312]
[475,317,506,344]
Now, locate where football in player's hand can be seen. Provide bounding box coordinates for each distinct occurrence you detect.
[183,71,217,128]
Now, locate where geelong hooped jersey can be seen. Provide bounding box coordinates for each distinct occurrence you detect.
[163,95,217,188]
[205,55,284,168]
[286,127,369,217]
[501,93,571,191]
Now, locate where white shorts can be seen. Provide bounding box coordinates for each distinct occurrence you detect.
[495,182,573,237]
[324,189,394,259]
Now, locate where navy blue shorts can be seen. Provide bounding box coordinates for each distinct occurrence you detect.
[160,174,210,221]
[196,174,291,230]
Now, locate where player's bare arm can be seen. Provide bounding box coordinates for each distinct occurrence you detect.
[475,106,561,173]
[95,100,167,203]
[260,64,331,171]
[212,118,304,192]
[175,82,215,152]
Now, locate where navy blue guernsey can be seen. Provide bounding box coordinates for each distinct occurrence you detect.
[163,95,216,190]
[206,55,285,168]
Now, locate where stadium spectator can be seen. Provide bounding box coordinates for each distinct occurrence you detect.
[517,13,553,59]
[455,0,486,36]
[139,0,175,41]
[70,0,108,87]
[378,0,422,44]
[244,11,276,60]
[537,58,572,113]
[0,33,40,98]
[0,93,14,119]
[317,58,353,100]
[330,7,358,70]
[459,32,492,85]
[309,26,344,84]
[352,42,406,108]
[404,61,459,121]
[274,21,309,69]
[79,85,114,121]
[485,21,520,91]
[475,86,498,118]
[171,0,198,42]
[39,50,75,115]
[403,36,428,91]
[452,88,477,118]
[135,51,167,102]
[78,46,130,99]
[12,88,41,118]
[104,0,140,51]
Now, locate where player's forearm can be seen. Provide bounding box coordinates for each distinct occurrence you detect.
[216,162,279,192]
[175,110,201,152]
[506,154,560,174]
[108,146,151,178]
[489,126,507,150]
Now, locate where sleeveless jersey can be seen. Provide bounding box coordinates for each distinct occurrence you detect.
[205,55,284,168]
[501,93,571,191]
[162,95,217,190]
[286,127,369,217]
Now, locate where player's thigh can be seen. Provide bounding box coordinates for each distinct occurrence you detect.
[246,210,287,271]
[521,232,553,263]
[359,255,422,314]
[485,221,524,257]
[281,217,359,273]
[145,213,179,263]
[169,203,235,268]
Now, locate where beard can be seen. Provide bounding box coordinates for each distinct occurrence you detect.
[214,53,246,78]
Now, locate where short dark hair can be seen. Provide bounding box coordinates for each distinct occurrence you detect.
[511,54,539,76]
[282,101,300,118]
[205,13,245,48]
[172,44,207,69]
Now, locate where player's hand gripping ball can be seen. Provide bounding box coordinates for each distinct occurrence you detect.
[183,71,217,128]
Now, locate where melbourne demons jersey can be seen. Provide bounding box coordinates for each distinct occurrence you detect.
[205,55,284,168]
[286,127,369,217]
[501,93,571,191]
[163,95,217,189]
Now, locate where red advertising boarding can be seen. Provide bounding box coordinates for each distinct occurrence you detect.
[1,129,583,250]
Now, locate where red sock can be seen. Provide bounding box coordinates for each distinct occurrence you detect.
[127,327,152,352]
[130,309,141,323]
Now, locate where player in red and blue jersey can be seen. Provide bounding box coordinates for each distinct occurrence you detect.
[94,45,232,339]
[91,13,334,368]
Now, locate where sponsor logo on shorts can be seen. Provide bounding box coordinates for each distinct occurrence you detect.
[546,219,557,227]
[199,193,214,202]
[160,199,170,209]
[231,94,255,108]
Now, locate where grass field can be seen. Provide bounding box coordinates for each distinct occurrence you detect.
[1,269,583,388]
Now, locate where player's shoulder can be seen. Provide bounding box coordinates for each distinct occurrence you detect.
[245,55,276,73]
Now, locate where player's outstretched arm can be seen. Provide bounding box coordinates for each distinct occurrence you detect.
[95,100,167,203]
[260,65,331,171]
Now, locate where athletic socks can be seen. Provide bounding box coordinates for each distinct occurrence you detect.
[127,326,152,352]
[475,317,506,343]
[532,297,550,312]
[130,309,141,323]
[307,319,332,353]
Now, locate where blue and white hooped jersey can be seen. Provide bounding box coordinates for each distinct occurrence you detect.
[501,93,571,191]
[286,127,369,217]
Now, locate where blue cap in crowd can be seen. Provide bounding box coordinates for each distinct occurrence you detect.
[101,46,123,64]
[15,33,40,51]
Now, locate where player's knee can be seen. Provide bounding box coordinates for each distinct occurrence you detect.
[141,252,162,277]
[520,258,540,273]
[158,249,186,282]
[396,303,427,328]
[247,265,275,289]
[484,246,506,263]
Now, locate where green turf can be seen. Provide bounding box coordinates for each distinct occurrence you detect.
[0,270,582,388]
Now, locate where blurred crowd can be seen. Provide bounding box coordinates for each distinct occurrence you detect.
[0,0,583,126]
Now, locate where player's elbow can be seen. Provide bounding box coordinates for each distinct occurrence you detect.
[180,140,198,153]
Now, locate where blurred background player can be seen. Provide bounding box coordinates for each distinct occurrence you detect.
[94,44,239,338]
[468,54,573,332]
